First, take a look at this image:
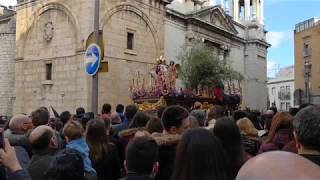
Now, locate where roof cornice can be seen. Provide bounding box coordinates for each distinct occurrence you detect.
[166,8,246,43]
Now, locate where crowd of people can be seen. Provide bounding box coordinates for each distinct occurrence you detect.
[0,102,320,180]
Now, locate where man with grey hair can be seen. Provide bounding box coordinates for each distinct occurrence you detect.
[5,115,33,156]
[293,105,320,166]
[8,115,33,134]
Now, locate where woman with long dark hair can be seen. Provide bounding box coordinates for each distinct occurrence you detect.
[85,119,121,180]
[213,117,246,178]
[171,128,231,180]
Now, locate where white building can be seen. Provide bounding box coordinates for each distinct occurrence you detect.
[267,66,295,111]
[165,0,270,111]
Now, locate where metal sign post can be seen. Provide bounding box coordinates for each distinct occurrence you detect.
[92,0,100,115]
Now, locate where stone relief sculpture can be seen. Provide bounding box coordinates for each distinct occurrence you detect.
[43,21,54,41]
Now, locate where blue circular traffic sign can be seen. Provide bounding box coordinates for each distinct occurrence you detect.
[84,43,101,76]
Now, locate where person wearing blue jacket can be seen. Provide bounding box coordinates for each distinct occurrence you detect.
[63,120,96,174]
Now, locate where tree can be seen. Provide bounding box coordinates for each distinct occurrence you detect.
[178,40,242,89]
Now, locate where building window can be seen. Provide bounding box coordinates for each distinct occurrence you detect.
[279,86,285,100]
[280,103,285,111]
[285,86,291,100]
[127,32,134,50]
[286,103,291,111]
[46,63,52,80]
[286,86,290,93]
[303,42,311,57]
[272,87,276,95]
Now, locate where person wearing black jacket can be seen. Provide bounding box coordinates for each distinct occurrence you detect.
[151,106,190,180]
[120,137,159,180]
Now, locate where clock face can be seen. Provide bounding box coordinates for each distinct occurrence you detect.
[43,22,54,41]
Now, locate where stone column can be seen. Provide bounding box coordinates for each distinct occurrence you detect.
[252,0,257,20]
[256,0,261,22]
[244,0,251,21]
[233,0,239,21]
[260,0,264,24]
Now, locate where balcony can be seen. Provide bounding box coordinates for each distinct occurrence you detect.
[303,47,312,58]
[278,92,291,101]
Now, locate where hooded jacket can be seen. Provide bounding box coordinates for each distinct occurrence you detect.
[66,138,96,173]
[151,133,181,180]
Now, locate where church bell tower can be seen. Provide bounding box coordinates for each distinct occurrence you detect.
[232,0,264,24]
[209,0,264,25]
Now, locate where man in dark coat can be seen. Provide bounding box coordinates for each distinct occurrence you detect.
[120,137,159,180]
[151,105,190,180]
[28,125,58,180]
[5,114,33,156]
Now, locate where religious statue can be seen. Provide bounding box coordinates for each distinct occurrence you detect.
[131,56,181,98]
[212,80,224,104]
[168,61,177,91]
[153,56,168,96]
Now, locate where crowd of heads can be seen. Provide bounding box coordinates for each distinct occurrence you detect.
[0,102,319,180]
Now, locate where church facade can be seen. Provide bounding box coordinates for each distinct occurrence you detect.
[165,0,269,110]
[14,0,269,114]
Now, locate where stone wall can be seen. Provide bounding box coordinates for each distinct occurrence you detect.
[98,0,168,109]
[15,0,168,114]
[15,0,91,114]
[164,19,186,63]
[0,12,15,116]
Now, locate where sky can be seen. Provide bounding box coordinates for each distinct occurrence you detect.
[1,0,319,77]
[264,0,319,77]
[0,0,16,6]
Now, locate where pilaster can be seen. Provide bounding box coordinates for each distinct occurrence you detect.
[244,0,250,21]
[233,0,239,22]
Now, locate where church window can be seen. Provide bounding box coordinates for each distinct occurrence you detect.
[46,63,52,80]
[286,103,291,111]
[127,32,134,50]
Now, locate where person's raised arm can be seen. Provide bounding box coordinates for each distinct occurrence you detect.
[0,138,31,180]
